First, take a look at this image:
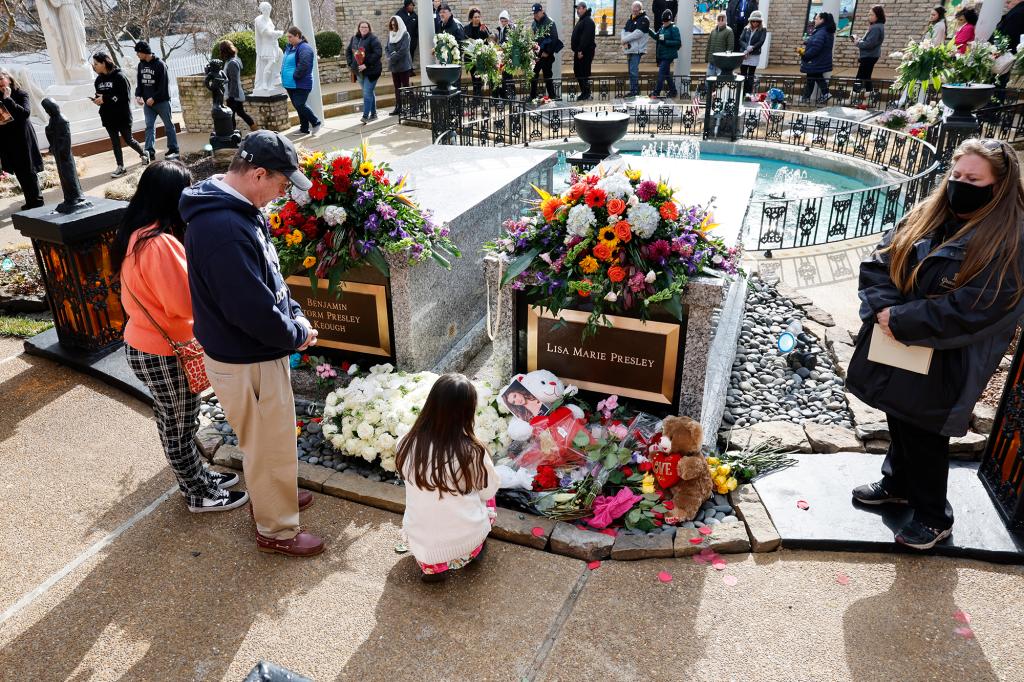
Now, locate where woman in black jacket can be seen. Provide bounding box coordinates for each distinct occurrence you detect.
[847,138,1024,550]
[0,68,44,209]
[91,52,147,178]
[465,7,491,96]
[346,21,384,124]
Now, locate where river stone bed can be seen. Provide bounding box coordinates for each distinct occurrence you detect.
[723,277,854,431]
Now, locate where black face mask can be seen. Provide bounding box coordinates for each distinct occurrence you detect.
[946,180,994,215]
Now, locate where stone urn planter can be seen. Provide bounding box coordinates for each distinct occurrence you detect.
[941,83,997,123]
[573,111,629,166]
[426,64,463,94]
[711,52,746,79]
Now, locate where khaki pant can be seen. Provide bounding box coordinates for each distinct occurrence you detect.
[204,354,300,540]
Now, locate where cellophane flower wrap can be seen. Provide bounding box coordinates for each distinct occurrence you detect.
[485,165,740,334]
[267,142,460,289]
[321,364,511,472]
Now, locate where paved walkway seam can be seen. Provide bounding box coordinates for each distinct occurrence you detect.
[0,485,177,628]
[522,564,590,681]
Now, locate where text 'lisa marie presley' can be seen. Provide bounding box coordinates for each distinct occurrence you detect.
[544,343,657,368]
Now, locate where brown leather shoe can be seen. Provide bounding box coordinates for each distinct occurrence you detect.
[256,529,325,557]
[299,489,314,511]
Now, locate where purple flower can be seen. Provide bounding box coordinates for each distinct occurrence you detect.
[559,474,574,488]
[364,214,380,232]
[636,180,658,201]
[376,202,398,220]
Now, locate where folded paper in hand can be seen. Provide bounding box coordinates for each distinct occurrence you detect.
[868,323,933,375]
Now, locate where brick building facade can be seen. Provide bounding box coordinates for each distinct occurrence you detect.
[333,0,938,73]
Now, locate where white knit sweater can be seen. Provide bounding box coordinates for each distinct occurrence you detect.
[401,449,500,565]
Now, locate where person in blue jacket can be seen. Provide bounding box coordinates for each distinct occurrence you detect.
[800,11,835,104]
[646,9,681,98]
[281,26,322,135]
[180,131,325,558]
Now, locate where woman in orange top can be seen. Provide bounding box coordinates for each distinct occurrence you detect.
[113,161,249,513]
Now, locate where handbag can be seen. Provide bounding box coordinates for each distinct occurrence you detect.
[125,284,211,394]
[994,52,1015,76]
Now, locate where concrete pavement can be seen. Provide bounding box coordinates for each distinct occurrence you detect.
[1,338,1024,681]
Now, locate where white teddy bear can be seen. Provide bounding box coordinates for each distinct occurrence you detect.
[500,369,585,441]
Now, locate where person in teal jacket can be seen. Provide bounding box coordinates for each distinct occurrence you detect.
[647,9,681,97]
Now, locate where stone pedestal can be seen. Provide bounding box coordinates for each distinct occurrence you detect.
[248,93,291,132]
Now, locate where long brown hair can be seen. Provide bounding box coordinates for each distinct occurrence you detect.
[219,40,238,61]
[885,138,1024,308]
[395,373,490,497]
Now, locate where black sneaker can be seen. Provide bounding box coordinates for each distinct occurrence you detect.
[210,470,240,488]
[369,113,378,121]
[895,519,952,550]
[187,489,249,513]
[165,151,180,160]
[852,481,908,506]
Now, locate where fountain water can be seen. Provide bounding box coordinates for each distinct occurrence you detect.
[639,139,700,159]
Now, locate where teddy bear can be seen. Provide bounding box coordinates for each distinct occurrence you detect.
[649,415,712,523]
[500,369,584,441]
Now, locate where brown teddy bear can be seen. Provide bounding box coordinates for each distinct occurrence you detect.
[655,416,713,523]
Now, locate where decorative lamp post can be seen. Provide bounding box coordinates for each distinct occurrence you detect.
[13,199,129,352]
[979,343,1024,533]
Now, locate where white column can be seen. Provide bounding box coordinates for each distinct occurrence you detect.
[758,0,770,67]
[291,0,325,122]
[550,1,564,81]
[676,0,694,78]
[419,2,435,82]
[977,0,1004,43]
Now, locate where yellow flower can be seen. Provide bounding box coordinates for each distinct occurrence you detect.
[716,463,731,477]
[714,474,727,488]
[625,168,641,181]
[716,483,730,495]
[726,477,738,492]
[598,226,616,242]
[706,456,720,467]
[303,255,317,268]
[699,213,719,234]
[358,161,374,176]
[285,229,303,246]
[303,151,325,170]
[295,426,302,436]
[579,255,599,274]
[269,213,282,229]
[641,473,656,494]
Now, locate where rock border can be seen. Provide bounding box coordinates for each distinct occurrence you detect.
[198,434,783,561]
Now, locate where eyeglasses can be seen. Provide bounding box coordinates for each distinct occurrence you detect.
[981,138,1010,165]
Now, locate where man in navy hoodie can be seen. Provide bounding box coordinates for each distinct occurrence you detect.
[181,131,324,557]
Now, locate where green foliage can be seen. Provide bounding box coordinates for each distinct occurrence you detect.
[212,31,257,77]
[315,30,343,58]
[946,41,998,85]
[0,316,53,338]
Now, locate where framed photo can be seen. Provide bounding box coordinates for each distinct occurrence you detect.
[500,379,551,422]
[805,0,857,37]
[575,0,617,36]
[0,103,12,125]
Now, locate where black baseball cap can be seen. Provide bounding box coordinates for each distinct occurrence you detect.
[237,130,311,191]
[532,3,544,12]
[134,41,152,54]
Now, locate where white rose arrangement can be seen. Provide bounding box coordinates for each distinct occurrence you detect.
[322,364,512,472]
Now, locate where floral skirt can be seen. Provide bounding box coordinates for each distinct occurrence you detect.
[417,499,496,575]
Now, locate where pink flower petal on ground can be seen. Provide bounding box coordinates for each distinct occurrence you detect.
[722,574,738,587]
[698,526,713,536]
[689,537,704,545]
[587,560,601,570]
[531,527,546,538]
[712,560,728,571]
[796,500,810,510]
[836,572,851,586]
[598,529,617,537]
[699,548,719,559]
[954,610,972,624]
[658,571,673,583]
[692,555,709,565]
[954,626,975,639]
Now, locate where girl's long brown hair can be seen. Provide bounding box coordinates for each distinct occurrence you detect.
[885,138,1024,308]
[395,373,490,497]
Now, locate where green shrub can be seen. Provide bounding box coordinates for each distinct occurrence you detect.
[212,31,257,77]
[315,30,343,58]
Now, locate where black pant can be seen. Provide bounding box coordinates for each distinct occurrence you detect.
[574,51,593,99]
[740,64,757,95]
[803,72,829,100]
[391,69,411,112]
[530,55,556,99]
[881,414,954,530]
[226,98,255,128]
[730,23,745,50]
[855,57,878,91]
[106,124,145,167]
[12,164,43,206]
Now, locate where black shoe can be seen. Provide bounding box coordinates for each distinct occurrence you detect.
[852,481,908,506]
[369,113,378,121]
[210,470,240,488]
[187,488,249,513]
[421,570,449,583]
[895,519,952,550]
[388,109,400,116]
[165,151,180,160]
[298,127,310,134]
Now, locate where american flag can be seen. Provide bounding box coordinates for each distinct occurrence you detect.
[759,98,772,123]
[690,90,704,117]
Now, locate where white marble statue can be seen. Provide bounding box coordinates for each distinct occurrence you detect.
[36,0,92,85]
[8,67,48,123]
[253,1,286,96]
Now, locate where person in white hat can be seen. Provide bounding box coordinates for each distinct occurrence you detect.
[739,10,766,95]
